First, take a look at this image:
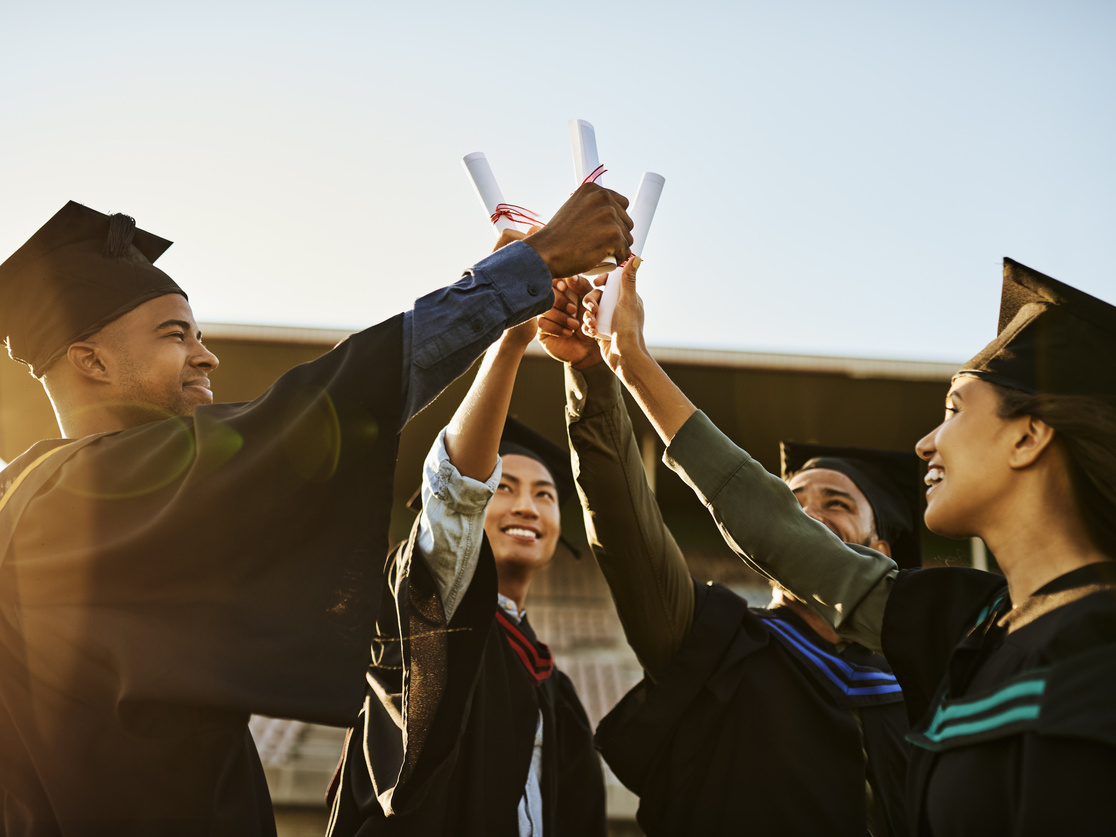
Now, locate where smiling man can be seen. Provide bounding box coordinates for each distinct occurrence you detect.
[327,245,605,834]
[0,195,630,836]
[774,442,923,645]
[484,431,564,612]
[40,292,219,436]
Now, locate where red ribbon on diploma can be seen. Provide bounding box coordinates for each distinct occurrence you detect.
[581,164,606,185]
[490,203,545,228]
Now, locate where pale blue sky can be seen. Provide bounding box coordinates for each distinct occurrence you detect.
[2,0,1113,363]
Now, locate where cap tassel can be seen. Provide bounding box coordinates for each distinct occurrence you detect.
[102,213,137,258]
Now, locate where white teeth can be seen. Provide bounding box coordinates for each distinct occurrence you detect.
[504,527,539,539]
[924,468,944,486]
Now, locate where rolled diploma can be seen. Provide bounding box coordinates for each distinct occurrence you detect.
[569,119,617,273]
[594,172,665,337]
[462,152,519,233]
[569,119,603,185]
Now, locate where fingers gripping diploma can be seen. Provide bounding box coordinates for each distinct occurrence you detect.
[524,184,634,279]
[582,257,645,371]
[537,275,603,370]
[583,258,698,446]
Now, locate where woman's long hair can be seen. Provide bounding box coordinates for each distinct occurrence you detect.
[995,385,1116,559]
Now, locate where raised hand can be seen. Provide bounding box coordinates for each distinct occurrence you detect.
[524,184,633,279]
[537,275,602,370]
[582,257,645,373]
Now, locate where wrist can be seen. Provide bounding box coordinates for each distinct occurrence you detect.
[488,333,532,364]
[522,231,560,278]
[498,336,532,356]
[571,352,604,371]
[615,348,657,390]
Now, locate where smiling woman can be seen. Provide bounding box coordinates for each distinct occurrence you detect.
[875,261,1116,834]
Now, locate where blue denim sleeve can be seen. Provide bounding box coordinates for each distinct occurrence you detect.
[399,240,552,426]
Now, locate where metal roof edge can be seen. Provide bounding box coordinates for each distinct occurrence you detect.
[200,323,959,382]
[642,345,958,381]
[200,322,353,346]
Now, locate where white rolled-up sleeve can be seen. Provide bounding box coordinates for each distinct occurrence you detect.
[416,428,501,622]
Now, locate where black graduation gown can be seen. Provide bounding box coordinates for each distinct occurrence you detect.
[0,317,405,837]
[882,562,1116,836]
[596,581,911,836]
[326,523,606,836]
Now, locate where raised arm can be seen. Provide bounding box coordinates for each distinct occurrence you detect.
[414,318,538,620]
[583,261,896,652]
[416,228,584,620]
[538,273,693,677]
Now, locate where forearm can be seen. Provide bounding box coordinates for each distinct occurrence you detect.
[613,351,698,447]
[415,326,530,617]
[400,241,552,426]
[445,334,529,481]
[665,411,896,653]
[566,363,694,678]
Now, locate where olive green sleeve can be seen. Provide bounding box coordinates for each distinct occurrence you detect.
[566,362,694,678]
[663,410,896,654]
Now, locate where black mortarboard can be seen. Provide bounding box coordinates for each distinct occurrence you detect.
[781,441,923,569]
[496,417,576,506]
[959,258,1116,398]
[0,201,186,377]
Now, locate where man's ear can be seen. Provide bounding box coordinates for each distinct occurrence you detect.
[66,342,111,383]
[1008,415,1057,470]
[870,538,892,558]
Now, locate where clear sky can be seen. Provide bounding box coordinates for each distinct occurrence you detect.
[2,0,1113,364]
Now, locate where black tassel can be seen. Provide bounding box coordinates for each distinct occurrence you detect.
[102,213,137,258]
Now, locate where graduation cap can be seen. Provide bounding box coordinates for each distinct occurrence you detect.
[959,258,1116,398]
[0,201,186,377]
[496,417,576,507]
[780,441,923,570]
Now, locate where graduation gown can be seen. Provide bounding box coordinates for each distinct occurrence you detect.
[596,582,911,836]
[882,562,1116,836]
[0,317,404,836]
[326,523,606,836]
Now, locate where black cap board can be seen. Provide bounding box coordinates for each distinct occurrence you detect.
[959,258,1116,398]
[780,441,923,570]
[0,201,186,377]
[496,417,576,506]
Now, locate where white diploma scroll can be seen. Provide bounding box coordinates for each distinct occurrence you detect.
[462,152,519,233]
[569,119,603,185]
[594,171,665,337]
[569,119,617,274]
